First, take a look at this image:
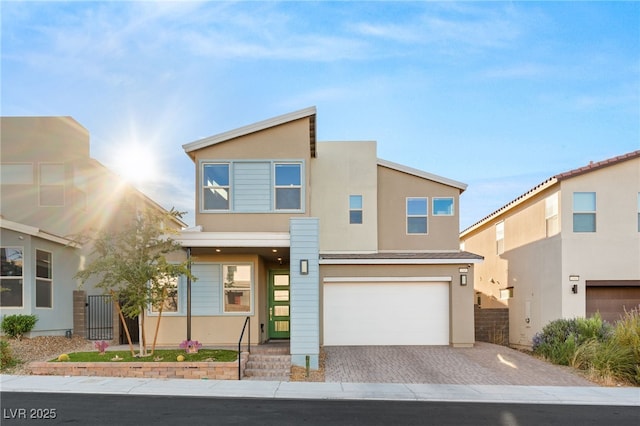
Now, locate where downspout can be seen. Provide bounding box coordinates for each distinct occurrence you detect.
[186,247,192,341]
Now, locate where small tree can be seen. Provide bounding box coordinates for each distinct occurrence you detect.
[76,206,192,357]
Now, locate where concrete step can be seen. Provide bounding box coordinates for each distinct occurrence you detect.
[250,346,290,355]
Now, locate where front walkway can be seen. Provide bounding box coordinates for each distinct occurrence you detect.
[324,342,595,386]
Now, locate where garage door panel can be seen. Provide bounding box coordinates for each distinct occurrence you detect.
[324,282,449,346]
[586,286,640,323]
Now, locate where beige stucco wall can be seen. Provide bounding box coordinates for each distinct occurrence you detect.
[310,141,378,252]
[377,166,461,251]
[319,263,475,346]
[192,117,312,233]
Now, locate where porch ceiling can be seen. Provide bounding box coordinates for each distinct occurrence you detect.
[190,246,290,264]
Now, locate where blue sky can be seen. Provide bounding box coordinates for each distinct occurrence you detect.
[2,1,639,230]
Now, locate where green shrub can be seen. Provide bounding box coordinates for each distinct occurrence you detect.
[610,308,640,385]
[1,314,38,340]
[572,337,637,384]
[0,340,17,370]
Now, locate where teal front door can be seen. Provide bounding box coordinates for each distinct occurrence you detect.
[268,271,290,339]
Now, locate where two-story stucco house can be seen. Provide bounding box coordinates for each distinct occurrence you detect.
[146,107,482,369]
[460,150,640,349]
[0,116,185,338]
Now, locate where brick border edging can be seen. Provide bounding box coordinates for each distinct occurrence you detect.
[28,352,249,380]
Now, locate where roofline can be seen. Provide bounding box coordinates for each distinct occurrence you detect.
[377,158,468,192]
[319,258,482,265]
[460,149,640,237]
[182,106,317,156]
[0,218,82,248]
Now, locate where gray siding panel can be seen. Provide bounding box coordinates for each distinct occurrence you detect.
[233,162,271,212]
[190,264,221,315]
[290,217,320,369]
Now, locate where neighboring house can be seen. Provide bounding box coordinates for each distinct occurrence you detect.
[147,107,482,369]
[460,150,640,349]
[0,116,185,338]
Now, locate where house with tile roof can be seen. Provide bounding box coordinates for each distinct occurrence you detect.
[460,150,640,348]
[145,107,482,370]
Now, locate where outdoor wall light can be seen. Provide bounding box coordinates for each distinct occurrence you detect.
[571,284,578,294]
[460,274,467,286]
[300,259,309,275]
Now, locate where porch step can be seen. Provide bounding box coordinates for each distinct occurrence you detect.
[244,351,291,381]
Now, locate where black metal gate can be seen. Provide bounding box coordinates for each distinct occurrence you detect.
[87,295,113,340]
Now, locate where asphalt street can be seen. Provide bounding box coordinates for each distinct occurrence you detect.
[2,392,638,426]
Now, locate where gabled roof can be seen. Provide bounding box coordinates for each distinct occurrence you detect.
[182,106,317,160]
[461,150,640,236]
[377,158,468,192]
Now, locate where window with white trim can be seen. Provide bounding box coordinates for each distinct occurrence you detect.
[274,163,302,210]
[432,197,454,216]
[150,275,179,313]
[545,193,559,237]
[496,221,505,255]
[39,163,65,206]
[407,197,428,234]
[1,164,33,184]
[349,195,363,224]
[223,264,252,313]
[35,250,52,308]
[0,247,23,307]
[202,163,230,210]
[573,192,596,232]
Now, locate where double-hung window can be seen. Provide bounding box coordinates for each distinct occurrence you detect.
[39,163,65,206]
[496,221,505,255]
[35,250,53,308]
[545,193,559,237]
[407,197,428,234]
[275,163,302,210]
[150,275,179,313]
[203,163,230,210]
[349,195,363,224]
[432,197,454,216]
[0,248,23,307]
[573,192,596,232]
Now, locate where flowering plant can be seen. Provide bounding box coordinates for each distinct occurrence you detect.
[94,340,109,355]
[179,340,202,354]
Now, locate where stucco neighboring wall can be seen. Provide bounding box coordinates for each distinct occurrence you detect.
[377,166,461,251]
[310,141,378,252]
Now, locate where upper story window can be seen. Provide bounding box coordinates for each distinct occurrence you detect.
[275,163,301,210]
[496,221,505,254]
[433,197,454,216]
[545,193,559,237]
[39,163,65,206]
[573,192,596,232]
[1,163,33,184]
[0,247,23,307]
[407,197,428,234]
[35,249,52,308]
[349,195,363,224]
[203,163,230,210]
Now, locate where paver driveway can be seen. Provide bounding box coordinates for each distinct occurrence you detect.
[324,342,595,386]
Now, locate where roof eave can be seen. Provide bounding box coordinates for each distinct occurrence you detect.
[377,158,468,191]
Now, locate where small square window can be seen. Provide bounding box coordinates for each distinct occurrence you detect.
[432,198,454,216]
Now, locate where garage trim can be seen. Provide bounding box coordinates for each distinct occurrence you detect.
[324,276,452,283]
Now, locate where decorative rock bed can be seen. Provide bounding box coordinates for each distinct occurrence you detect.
[28,352,249,380]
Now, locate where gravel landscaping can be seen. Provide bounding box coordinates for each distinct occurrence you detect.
[2,336,94,375]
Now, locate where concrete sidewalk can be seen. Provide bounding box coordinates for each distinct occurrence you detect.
[1,375,638,406]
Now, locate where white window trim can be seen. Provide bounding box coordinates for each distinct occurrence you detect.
[201,162,231,212]
[35,249,53,309]
[148,275,181,316]
[496,221,505,255]
[406,197,428,235]
[1,163,34,185]
[221,263,254,315]
[273,162,304,212]
[1,246,25,309]
[432,197,455,216]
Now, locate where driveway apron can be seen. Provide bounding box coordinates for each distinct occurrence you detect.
[324,342,595,386]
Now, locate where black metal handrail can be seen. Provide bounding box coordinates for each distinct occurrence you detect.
[237,316,250,380]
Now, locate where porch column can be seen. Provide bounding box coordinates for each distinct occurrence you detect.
[289,217,320,369]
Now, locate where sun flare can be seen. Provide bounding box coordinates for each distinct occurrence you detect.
[111,144,158,186]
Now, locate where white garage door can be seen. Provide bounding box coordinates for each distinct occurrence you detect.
[323,281,449,346]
